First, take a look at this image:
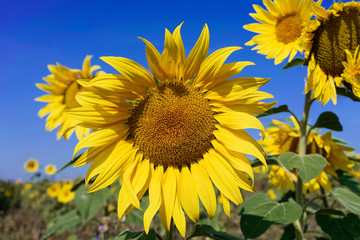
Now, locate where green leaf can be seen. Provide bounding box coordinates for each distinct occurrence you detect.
[239,193,302,239]
[278,152,327,183]
[44,210,82,238]
[56,154,82,174]
[330,187,360,215]
[250,156,278,168]
[282,58,305,70]
[313,111,343,131]
[316,213,360,240]
[75,184,110,222]
[336,86,360,102]
[338,172,360,194]
[279,224,295,240]
[187,224,243,240]
[315,208,346,217]
[114,230,156,240]
[256,105,290,118]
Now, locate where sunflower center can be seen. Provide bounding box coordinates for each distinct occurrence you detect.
[275,15,302,44]
[128,82,216,167]
[312,6,360,76]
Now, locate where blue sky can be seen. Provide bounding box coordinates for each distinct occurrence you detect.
[1,0,358,181]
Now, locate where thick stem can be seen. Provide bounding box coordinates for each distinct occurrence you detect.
[295,91,313,240]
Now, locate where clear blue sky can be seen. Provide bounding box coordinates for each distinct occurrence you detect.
[1,0,357,181]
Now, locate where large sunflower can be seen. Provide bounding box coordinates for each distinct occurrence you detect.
[261,117,354,195]
[305,1,360,105]
[66,24,275,237]
[243,0,314,65]
[35,56,104,140]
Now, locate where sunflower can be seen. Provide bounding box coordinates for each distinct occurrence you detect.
[342,45,360,98]
[243,0,314,65]
[47,182,61,198]
[35,55,104,140]
[66,23,275,237]
[44,164,57,175]
[305,1,360,105]
[24,158,39,173]
[261,117,355,195]
[57,186,75,203]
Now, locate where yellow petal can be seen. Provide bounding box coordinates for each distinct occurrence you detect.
[221,193,231,217]
[144,165,163,233]
[66,106,130,126]
[194,47,242,87]
[179,167,199,222]
[214,125,266,166]
[214,111,265,138]
[201,150,243,205]
[184,24,209,81]
[138,37,165,81]
[100,57,155,87]
[73,124,128,157]
[161,29,182,81]
[190,162,217,219]
[159,166,177,230]
[203,62,255,90]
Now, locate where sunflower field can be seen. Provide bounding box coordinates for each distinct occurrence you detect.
[2,0,360,239]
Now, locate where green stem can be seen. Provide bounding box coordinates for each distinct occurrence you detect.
[320,186,329,208]
[295,91,313,240]
[165,220,174,240]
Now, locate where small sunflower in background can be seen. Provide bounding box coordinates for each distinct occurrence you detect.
[56,181,75,203]
[66,23,275,237]
[260,117,355,195]
[44,164,57,176]
[46,182,61,198]
[35,55,104,140]
[305,1,360,105]
[24,158,39,173]
[244,0,315,65]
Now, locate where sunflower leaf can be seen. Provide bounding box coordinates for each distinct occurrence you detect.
[114,229,156,240]
[75,184,110,222]
[44,210,82,238]
[187,224,243,240]
[337,172,360,194]
[277,152,327,183]
[250,155,279,168]
[313,111,343,131]
[316,213,360,240]
[256,105,290,118]
[282,58,305,70]
[239,193,302,239]
[330,187,360,215]
[336,87,360,102]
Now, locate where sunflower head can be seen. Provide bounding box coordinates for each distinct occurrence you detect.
[44,164,57,176]
[35,55,104,140]
[306,1,360,105]
[67,23,275,237]
[47,182,61,198]
[57,186,75,203]
[24,158,39,173]
[262,118,355,195]
[244,0,314,65]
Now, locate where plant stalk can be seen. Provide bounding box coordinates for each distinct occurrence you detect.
[295,91,313,240]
